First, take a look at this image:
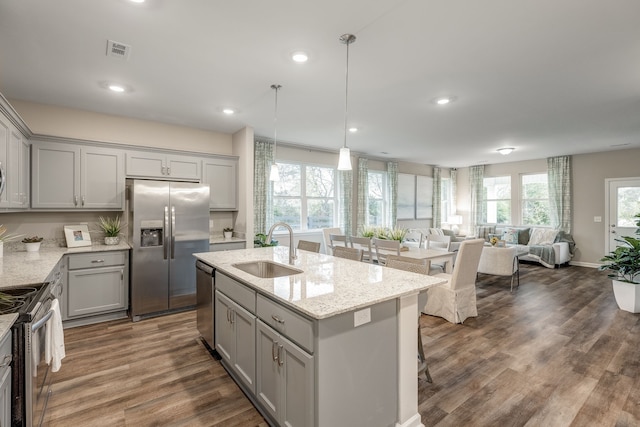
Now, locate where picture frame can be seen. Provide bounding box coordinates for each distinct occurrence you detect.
[496,239,506,248]
[64,224,92,248]
[416,175,434,219]
[397,173,416,219]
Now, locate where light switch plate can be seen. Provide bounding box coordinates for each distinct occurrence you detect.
[594,216,602,223]
[354,308,371,327]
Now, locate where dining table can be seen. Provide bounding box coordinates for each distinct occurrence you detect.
[377,246,456,273]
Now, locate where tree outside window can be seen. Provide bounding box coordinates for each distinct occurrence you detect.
[367,171,387,226]
[272,162,338,230]
[521,173,550,226]
[483,176,511,224]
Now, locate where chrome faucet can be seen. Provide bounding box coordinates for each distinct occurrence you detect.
[267,222,297,265]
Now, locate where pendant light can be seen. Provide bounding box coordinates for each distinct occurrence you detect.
[337,34,356,171]
[269,84,282,181]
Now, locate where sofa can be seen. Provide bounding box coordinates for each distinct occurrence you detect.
[475,225,575,268]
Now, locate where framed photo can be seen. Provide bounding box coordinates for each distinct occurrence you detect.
[416,175,434,219]
[64,224,92,248]
[496,240,506,248]
[397,173,416,219]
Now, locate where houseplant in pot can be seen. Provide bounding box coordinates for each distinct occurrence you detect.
[599,213,640,313]
[223,227,233,239]
[22,236,44,252]
[98,216,123,245]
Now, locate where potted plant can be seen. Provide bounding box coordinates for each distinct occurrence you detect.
[599,213,640,313]
[22,236,44,252]
[0,224,22,257]
[254,233,279,248]
[386,227,408,243]
[223,227,233,239]
[98,216,123,245]
[361,226,376,239]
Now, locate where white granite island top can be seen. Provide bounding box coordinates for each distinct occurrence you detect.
[194,246,446,320]
[0,313,18,340]
[0,242,130,290]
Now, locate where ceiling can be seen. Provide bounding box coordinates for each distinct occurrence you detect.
[1,0,639,168]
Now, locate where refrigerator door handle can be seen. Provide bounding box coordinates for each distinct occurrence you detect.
[171,205,176,259]
[164,205,169,260]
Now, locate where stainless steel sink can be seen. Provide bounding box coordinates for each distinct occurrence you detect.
[232,260,303,278]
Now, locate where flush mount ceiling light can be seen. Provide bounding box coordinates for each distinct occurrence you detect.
[349,127,358,133]
[108,84,126,93]
[269,84,282,182]
[433,96,457,105]
[291,51,309,63]
[337,33,356,171]
[497,147,515,155]
[222,108,235,115]
[100,81,131,93]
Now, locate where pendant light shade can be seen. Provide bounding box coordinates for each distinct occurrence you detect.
[337,33,356,171]
[270,84,282,181]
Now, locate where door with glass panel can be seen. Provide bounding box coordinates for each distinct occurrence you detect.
[606,178,640,253]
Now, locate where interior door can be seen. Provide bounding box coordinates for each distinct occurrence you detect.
[606,178,640,253]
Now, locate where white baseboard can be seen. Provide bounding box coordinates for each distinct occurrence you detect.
[569,261,600,268]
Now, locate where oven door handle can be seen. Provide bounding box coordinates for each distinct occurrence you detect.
[32,309,54,332]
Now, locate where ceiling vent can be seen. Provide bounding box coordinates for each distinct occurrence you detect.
[106,40,132,60]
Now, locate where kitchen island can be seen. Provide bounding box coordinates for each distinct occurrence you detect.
[194,246,446,427]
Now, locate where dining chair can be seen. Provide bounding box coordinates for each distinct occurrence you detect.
[425,234,452,274]
[332,246,363,261]
[350,236,373,263]
[403,229,423,248]
[321,227,341,255]
[385,255,433,383]
[296,240,321,253]
[477,245,519,291]
[423,238,485,324]
[373,238,400,266]
[329,234,348,251]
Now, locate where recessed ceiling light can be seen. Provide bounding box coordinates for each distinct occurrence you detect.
[497,147,515,155]
[291,51,309,63]
[222,108,235,115]
[432,96,457,105]
[130,0,145,3]
[108,84,126,93]
[349,127,358,133]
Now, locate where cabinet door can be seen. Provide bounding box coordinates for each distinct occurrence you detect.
[0,365,10,427]
[281,339,314,427]
[81,146,124,209]
[215,291,235,363]
[126,151,166,178]
[166,155,200,180]
[233,301,256,392]
[31,141,80,208]
[8,127,25,207]
[0,117,9,207]
[256,320,281,423]
[202,157,237,210]
[20,138,29,207]
[67,265,126,318]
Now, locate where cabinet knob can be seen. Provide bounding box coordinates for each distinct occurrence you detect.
[74,195,78,206]
[91,259,105,263]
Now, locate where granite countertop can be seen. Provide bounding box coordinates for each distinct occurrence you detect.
[194,246,446,320]
[0,313,18,341]
[0,241,130,290]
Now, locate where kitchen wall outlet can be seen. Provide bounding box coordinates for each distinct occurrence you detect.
[354,308,371,327]
[594,216,602,223]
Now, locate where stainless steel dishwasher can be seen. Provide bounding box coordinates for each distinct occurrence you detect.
[196,260,215,350]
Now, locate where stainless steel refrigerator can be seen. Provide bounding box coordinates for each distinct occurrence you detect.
[128,179,210,320]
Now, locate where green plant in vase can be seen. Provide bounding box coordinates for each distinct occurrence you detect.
[98,216,123,245]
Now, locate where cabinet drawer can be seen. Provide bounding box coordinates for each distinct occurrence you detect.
[68,251,126,270]
[257,295,313,353]
[216,272,256,313]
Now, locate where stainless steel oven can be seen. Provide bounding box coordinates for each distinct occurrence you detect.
[9,269,62,427]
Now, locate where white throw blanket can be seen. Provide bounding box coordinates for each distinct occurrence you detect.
[45,298,66,372]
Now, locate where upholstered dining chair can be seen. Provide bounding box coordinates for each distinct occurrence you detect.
[332,246,363,261]
[477,245,519,291]
[372,238,400,266]
[350,236,373,263]
[321,227,341,255]
[385,255,433,383]
[297,240,321,253]
[423,239,485,324]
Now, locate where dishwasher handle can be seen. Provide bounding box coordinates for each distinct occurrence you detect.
[196,261,214,276]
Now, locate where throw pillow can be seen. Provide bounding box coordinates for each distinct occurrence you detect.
[501,228,519,244]
[476,225,496,241]
[517,228,531,245]
[528,228,559,246]
[429,228,444,236]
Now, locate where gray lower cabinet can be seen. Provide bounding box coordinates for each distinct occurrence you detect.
[256,320,314,427]
[0,331,11,427]
[214,290,256,393]
[65,251,129,324]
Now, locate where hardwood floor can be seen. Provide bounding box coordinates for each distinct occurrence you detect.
[44,263,639,426]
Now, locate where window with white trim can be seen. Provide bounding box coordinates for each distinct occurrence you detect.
[521,173,551,226]
[272,162,338,231]
[367,170,388,227]
[483,176,511,224]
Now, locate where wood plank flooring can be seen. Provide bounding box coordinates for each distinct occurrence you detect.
[43,263,639,426]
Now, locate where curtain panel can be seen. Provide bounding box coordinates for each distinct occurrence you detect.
[469,165,485,231]
[339,170,353,237]
[253,139,275,236]
[432,167,442,228]
[356,158,368,235]
[387,161,398,228]
[547,155,572,233]
[451,168,458,214]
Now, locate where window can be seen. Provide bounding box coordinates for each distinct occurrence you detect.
[367,171,387,226]
[483,176,511,224]
[521,173,550,226]
[272,162,338,231]
[441,177,452,222]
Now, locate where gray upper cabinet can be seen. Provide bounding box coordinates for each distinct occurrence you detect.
[31,141,124,209]
[126,150,201,180]
[0,113,29,209]
[202,157,238,210]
